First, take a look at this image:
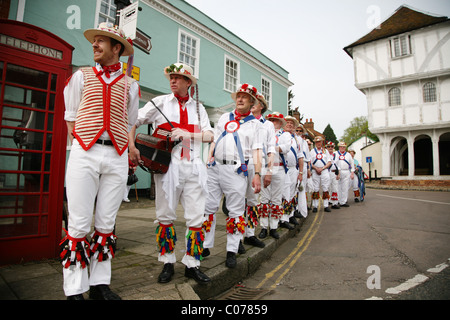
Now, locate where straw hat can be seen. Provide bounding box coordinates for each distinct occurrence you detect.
[265,112,287,126]
[338,141,347,147]
[164,63,197,86]
[84,22,134,56]
[314,136,324,142]
[231,83,258,102]
[256,93,268,113]
[284,115,299,128]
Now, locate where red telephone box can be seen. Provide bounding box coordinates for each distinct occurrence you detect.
[0,19,73,264]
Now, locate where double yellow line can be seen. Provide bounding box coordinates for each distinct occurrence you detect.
[256,201,325,289]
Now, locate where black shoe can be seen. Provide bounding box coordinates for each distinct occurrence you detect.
[332,204,340,209]
[294,210,302,218]
[244,236,265,248]
[269,229,280,239]
[258,228,268,239]
[238,240,246,254]
[324,207,331,212]
[67,294,85,300]
[289,217,299,225]
[279,221,294,230]
[226,252,237,268]
[312,207,318,213]
[185,266,211,284]
[202,248,210,258]
[158,263,174,283]
[341,203,350,207]
[89,285,121,300]
[354,198,360,203]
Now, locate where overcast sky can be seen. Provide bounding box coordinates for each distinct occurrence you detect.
[185,0,450,139]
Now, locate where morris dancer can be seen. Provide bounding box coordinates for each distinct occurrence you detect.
[243,93,275,249]
[280,116,303,229]
[348,148,360,203]
[203,84,263,268]
[326,141,340,210]
[310,136,331,212]
[258,112,290,240]
[335,142,355,207]
[62,22,139,300]
[295,124,310,217]
[129,63,213,284]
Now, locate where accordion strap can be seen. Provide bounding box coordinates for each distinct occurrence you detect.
[150,100,174,129]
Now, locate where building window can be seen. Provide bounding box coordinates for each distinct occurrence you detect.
[224,56,239,92]
[178,30,200,77]
[97,0,117,25]
[388,87,401,106]
[390,35,411,58]
[423,82,437,103]
[261,76,272,109]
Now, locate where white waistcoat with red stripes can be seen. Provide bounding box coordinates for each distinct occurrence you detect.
[73,67,134,155]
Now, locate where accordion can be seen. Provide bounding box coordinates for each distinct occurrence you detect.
[135,128,176,174]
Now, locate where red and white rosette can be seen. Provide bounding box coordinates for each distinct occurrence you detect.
[339,155,345,160]
[316,153,323,160]
[225,120,240,133]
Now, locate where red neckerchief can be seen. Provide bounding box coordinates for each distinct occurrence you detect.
[234,110,251,121]
[175,94,189,104]
[175,94,191,160]
[97,63,121,79]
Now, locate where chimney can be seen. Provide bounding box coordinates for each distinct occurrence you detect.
[304,118,314,130]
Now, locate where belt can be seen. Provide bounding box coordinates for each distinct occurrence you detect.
[217,159,237,165]
[273,162,284,166]
[95,139,114,146]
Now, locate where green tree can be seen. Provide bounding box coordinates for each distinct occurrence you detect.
[288,90,294,114]
[341,116,379,145]
[323,124,338,146]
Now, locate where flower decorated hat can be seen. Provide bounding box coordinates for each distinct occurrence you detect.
[164,63,197,86]
[265,112,287,126]
[231,83,258,102]
[84,22,134,56]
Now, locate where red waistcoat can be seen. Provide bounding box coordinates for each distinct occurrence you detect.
[73,67,134,155]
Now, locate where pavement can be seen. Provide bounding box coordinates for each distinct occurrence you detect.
[0,195,306,300]
[1,181,446,300]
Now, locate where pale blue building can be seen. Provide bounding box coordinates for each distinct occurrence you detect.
[6,0,294,192]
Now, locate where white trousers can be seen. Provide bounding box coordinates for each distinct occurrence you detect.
[63,140,127,296]
[244,166,258,238]
[297,165,308,217]
[338,170,351,205]
[312,168,330,208]
[204,163,248,253]
[154,161,206,268]
[259,166,286,230]
[281,167,298,222]
[329,170,339,205]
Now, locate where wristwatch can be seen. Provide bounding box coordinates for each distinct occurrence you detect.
[267,169,273,174]
[255,172,261,176]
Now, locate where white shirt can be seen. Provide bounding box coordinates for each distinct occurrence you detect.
[213,110,263,163]
[64,63,140,140]
[136,93,213,161]
[285,133,303,168]
[334,151,355,172]
[275,129,291,164]
[310,147,330,168]
[257,117,276,164]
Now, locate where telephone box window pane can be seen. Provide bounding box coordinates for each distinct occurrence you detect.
[5,64,49,90]
[50,74,57,91]
[4,86,48,110]
[48,94,55,111]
